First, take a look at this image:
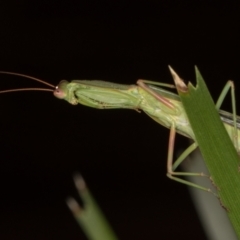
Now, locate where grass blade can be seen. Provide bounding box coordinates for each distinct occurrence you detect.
[169,66,240,237]
[66,174,118,240]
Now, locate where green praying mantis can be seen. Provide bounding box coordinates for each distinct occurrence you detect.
[0,68,239,194]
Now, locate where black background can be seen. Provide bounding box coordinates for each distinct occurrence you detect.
[0,1,239,239]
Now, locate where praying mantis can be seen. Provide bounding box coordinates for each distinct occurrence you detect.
[0,68,239,194]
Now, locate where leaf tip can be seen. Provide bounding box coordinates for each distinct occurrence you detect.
[168,65,188,93]
[73,173,87,191]
[66,197,83,214]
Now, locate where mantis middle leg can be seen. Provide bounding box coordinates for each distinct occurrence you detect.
[166,123,216,194]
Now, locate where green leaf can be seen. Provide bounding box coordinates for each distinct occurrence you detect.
[66,174,118,240]
[171,66,240,237]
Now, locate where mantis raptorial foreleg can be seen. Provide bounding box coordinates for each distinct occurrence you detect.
[137,79,176,109]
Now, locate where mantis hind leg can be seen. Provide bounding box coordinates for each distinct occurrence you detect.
[216,81,239,152]
[166,123,217,196]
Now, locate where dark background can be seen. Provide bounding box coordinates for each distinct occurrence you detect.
[0,1,239,239]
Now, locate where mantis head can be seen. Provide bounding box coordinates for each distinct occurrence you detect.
[53,80,69,99]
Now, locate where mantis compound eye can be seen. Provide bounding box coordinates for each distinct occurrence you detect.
[53,86,64,99]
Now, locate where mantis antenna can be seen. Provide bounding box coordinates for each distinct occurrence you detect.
[0,71,55,94]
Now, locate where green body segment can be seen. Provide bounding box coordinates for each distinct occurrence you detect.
[55,79,240,150]
[73,80,141,109]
